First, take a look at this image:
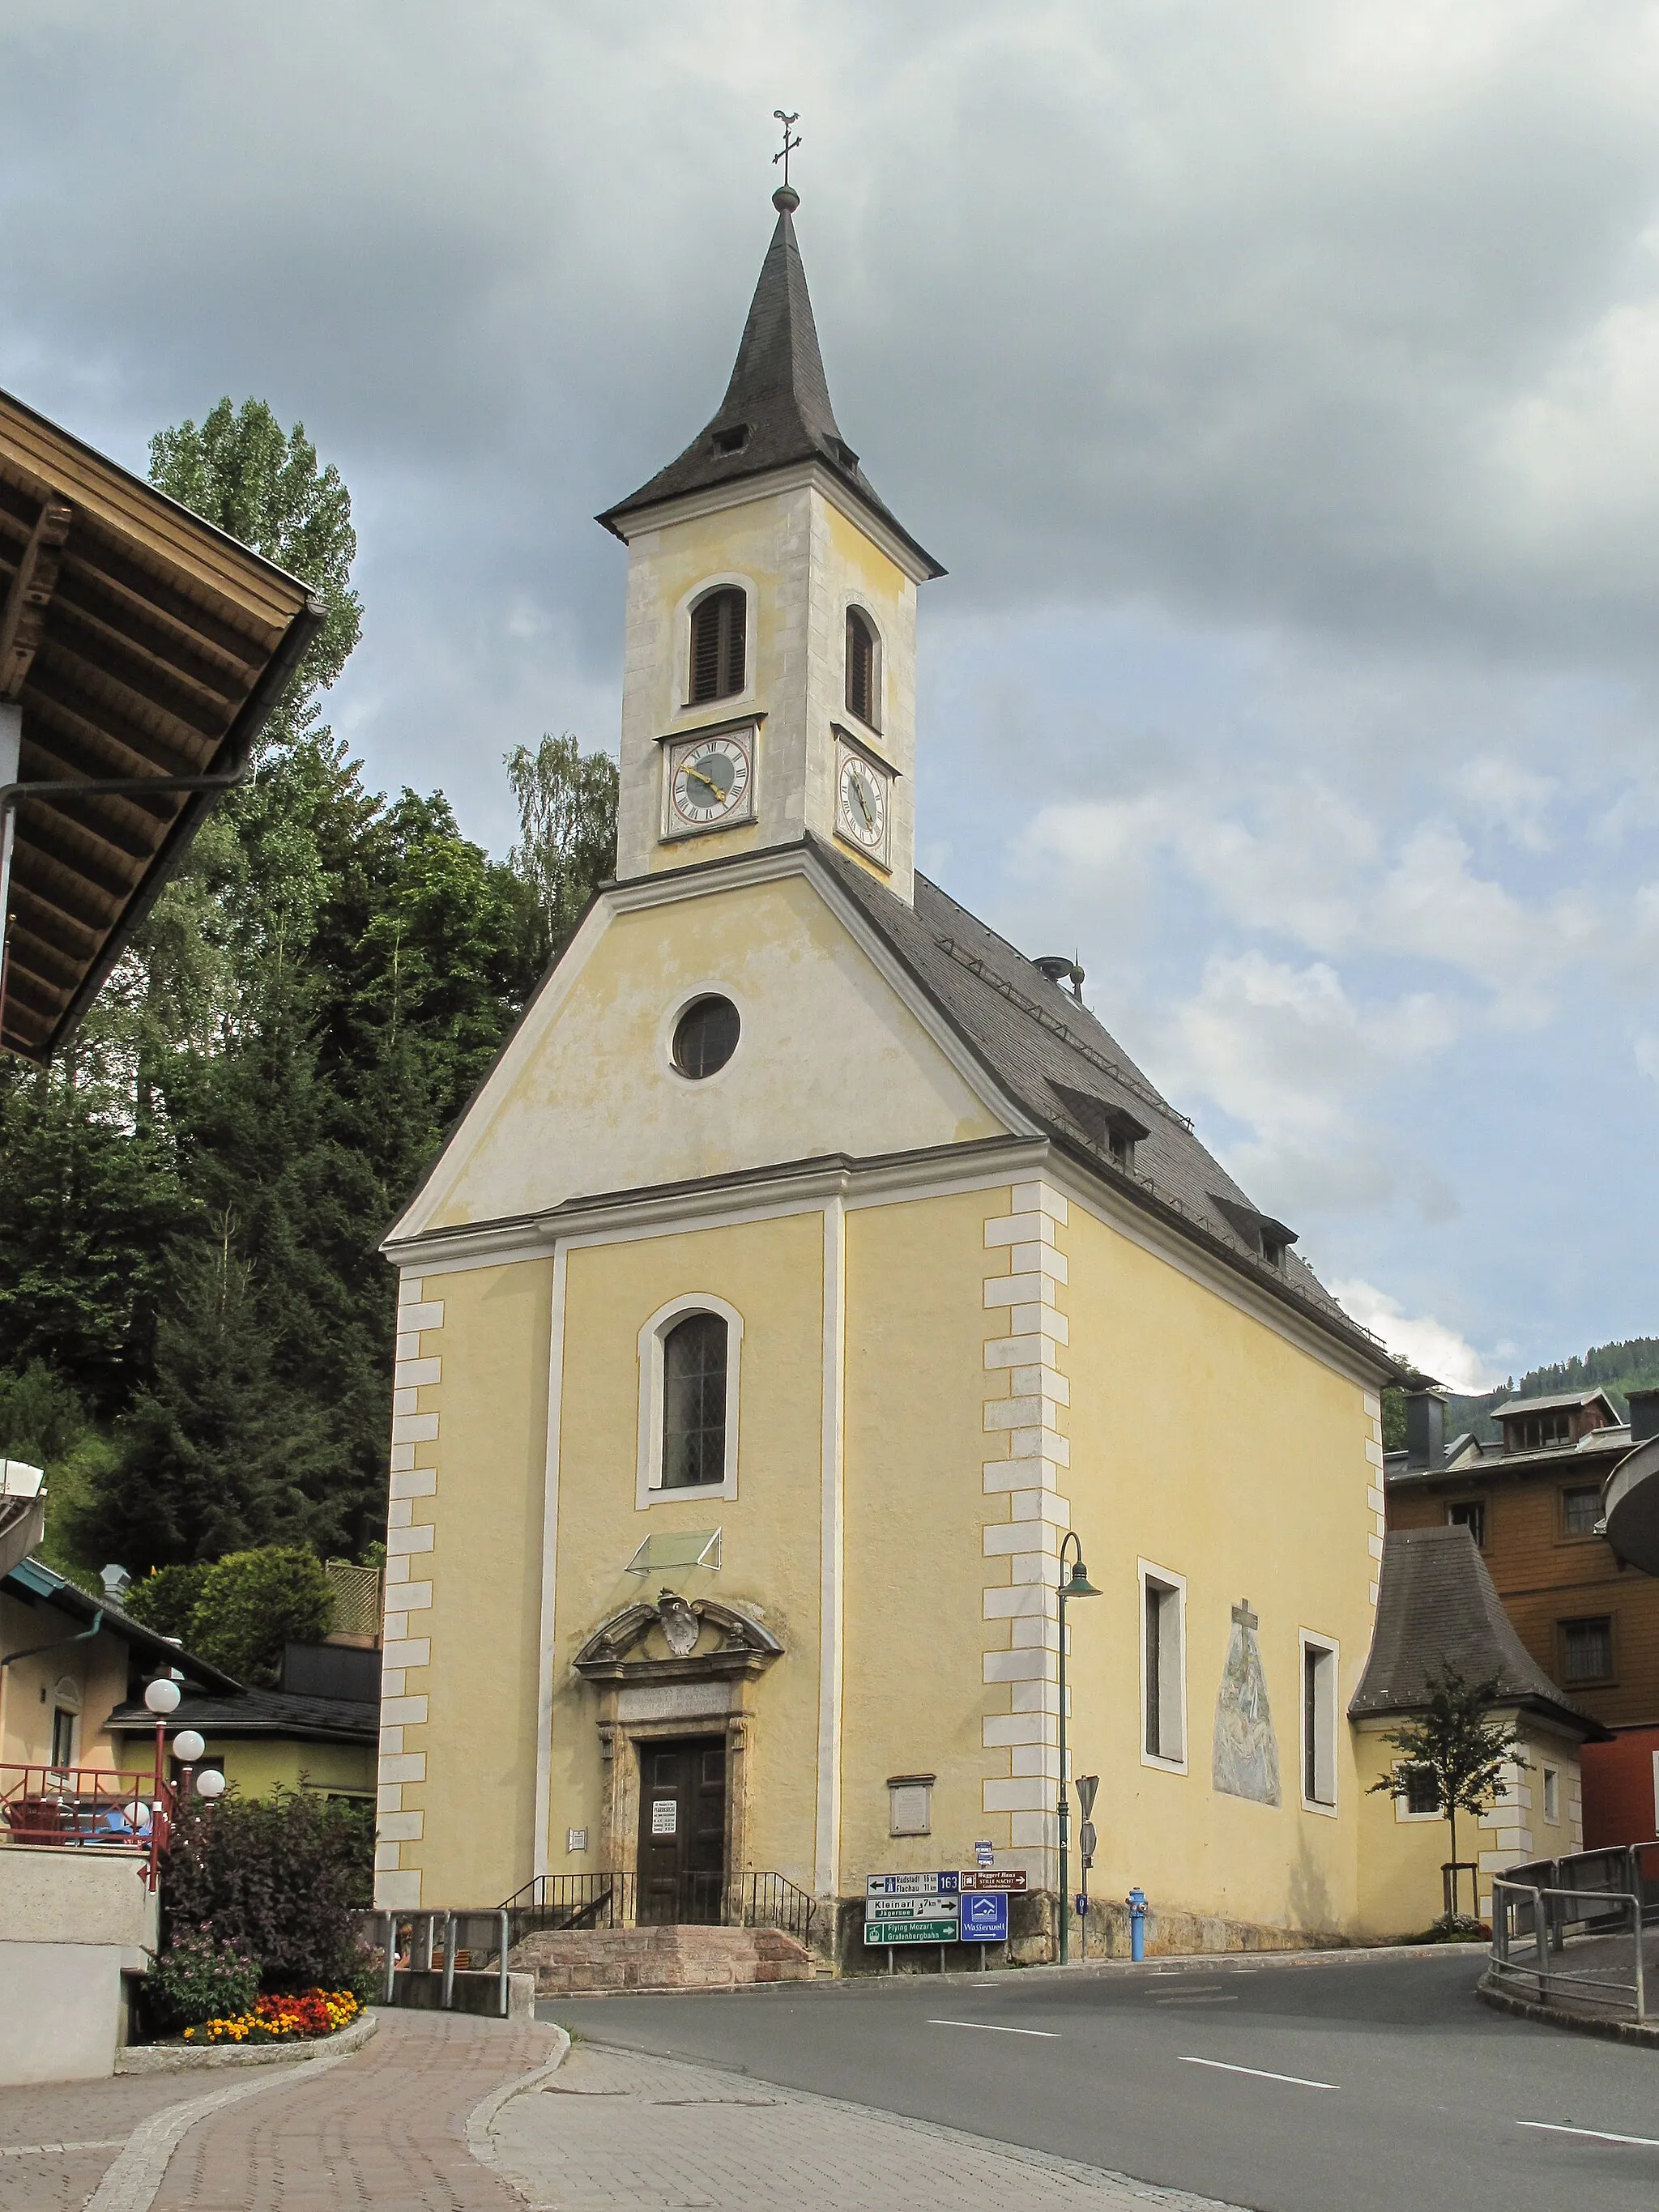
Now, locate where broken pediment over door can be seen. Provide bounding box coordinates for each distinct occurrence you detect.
[573,1589,783,1694]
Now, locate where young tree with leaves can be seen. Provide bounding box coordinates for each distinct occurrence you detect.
[1367,1664,1527,1924]
[506,732,619,962]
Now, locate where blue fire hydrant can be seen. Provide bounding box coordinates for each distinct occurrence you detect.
[1127,1886,1149,1963]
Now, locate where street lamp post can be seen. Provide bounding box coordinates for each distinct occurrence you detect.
[1056,1532,1101,1966]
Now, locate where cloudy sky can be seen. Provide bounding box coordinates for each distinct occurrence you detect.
[4,0,1656,1388]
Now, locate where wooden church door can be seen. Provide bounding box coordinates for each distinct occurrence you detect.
[638,1736,727,1924]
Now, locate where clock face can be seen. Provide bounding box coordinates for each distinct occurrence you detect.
[837,751,888,853]
[670,732,752,829]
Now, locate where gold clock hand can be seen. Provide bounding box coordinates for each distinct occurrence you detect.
[852,778,874,826]
[685,765,724,799]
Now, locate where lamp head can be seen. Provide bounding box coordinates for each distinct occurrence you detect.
[195,1768,226,1801]
[173,1728,205,1765]
[1064,1558,1102,1600]
[143,1677,181,1717]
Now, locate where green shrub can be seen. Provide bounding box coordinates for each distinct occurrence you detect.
[130,1547,332,1685]
[123,1561,212,1642]
[160,1785,373,1991]
[148,1925,260,2030]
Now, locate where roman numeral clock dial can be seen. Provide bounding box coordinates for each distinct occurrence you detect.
[667,730,753,833]
[835,741,889,863]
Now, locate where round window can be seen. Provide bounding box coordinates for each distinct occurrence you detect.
[672,995,740,1079]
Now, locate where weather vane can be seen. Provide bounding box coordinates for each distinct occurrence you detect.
[773,109,801,192]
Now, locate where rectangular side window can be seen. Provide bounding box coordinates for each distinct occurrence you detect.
[1542,1765,1559,1824]
[1560,1487,1601,1538]
[1301,1636,1338,1811]
[1447,1500,1485,1548]
[1403,1767,1440,1817]
[1139,1563,1186,1769]
[1561,1616,1614,1684]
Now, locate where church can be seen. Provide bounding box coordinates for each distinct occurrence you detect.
[369,183,1595,1962]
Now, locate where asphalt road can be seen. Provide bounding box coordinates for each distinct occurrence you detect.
[541,1950,1659,2212]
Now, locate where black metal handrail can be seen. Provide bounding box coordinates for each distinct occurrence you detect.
[501,1869,816,1947]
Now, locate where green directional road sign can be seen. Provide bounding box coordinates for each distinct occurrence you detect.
[864,1918,959,1944]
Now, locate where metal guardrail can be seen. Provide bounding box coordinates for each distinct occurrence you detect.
[1489,1841,1659,2022]
[355,1910,510,2018]
[500,1869,817,1947]
[0,1763,163,1853]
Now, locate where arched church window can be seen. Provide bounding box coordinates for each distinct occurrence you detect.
[689,588,746,705]
[845,607,879,729]
[661,1312,727,1489]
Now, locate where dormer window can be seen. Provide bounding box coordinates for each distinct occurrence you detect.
[1048,1080,1148,1174]
[845,608,880,728]
[689,587,746,705]
[1512,1409,1572,1451]
[710,424,750,456]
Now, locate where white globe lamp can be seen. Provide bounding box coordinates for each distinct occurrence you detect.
[143,1679,181,1717]
[195,1769,227,1801]
[173,1729,205,1765]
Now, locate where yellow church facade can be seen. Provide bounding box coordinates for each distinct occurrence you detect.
[369,185,1570,1959]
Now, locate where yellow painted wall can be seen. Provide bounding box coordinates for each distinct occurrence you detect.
[1058,1197,1379,1937]
[206,1737,375,1801]
[0,1595,131,1772]
[390,1257,552,1907]
[402,873,1001,1237]
[839,1188,1009,1879]
[545,1213,828,1888]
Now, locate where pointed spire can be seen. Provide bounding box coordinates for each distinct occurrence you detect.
[599,193,942,578]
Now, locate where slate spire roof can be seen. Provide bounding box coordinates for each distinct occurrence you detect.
[1350,1525,1607,1738]
[598,188,943,578]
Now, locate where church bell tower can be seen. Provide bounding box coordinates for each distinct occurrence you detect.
[599,183,944,905]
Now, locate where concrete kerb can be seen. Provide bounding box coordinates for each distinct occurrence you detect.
[1478,1974,1659,2050]
[465,2026,570,2167]
[115,2009,379,2073]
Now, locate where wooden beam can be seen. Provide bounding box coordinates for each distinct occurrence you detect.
[22,676,206,791]
[11,869,110,941]
[0,962,65,1021]
[4,921,83,988]
[11,821,136,905]
[0,497,73,699]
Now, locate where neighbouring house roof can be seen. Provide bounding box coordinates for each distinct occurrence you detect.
[106,1686,378,1745]
[1495,1389,1621,1422]
[1350,1525,1608,1740]
[596,193,944,580]
[0,387,323,1063]
[1,1554,240,1692]
[1388,1424,1633,1488]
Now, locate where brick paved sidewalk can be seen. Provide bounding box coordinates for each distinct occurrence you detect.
[486,2040,1243,2212]
[0,2011,552,2212]
[150,2010,552,2211]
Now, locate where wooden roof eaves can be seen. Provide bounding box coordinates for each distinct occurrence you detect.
[0,389,312,636]
[17,588,325,1063]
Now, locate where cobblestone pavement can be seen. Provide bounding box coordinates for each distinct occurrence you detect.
[0,2071,211,2212]
[486,2040,1244,2212]
[0,2011,552,2212]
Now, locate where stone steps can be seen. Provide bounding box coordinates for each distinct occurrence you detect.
[511,1923,814,1997]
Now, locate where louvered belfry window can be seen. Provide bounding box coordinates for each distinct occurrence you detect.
[846,607,878,727]
[689,588,746,704]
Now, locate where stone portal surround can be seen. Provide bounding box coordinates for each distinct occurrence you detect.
[979,1178,1071,1884]
[375,1272,444,1909]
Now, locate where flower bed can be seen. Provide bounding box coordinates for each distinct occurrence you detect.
[184,1988,361,2044]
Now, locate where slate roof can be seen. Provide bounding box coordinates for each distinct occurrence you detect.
[1495,1389,1620,1421]
[814,837,1397,1374]
[597,193,944,579]
[1388,1424,1632,1487]
[106,1687,377,1743]
[1349,1525,1606,1737]
[2,1554,239,1693]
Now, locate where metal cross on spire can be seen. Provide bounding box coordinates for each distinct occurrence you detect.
[773,109,801,192]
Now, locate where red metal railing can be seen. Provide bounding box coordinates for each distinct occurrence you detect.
[0,1762,177,1885]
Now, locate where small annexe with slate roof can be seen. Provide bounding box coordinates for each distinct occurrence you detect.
[1351,1524,1608,1929]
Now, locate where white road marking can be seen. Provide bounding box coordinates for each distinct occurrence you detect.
[928,2019,1060,2039]
[1179,2056,1338,2091]
[1519,2120,1659,2149]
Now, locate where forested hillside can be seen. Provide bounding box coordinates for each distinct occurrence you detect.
[0,399,616,1582]
[1444,1336,1659,1443]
